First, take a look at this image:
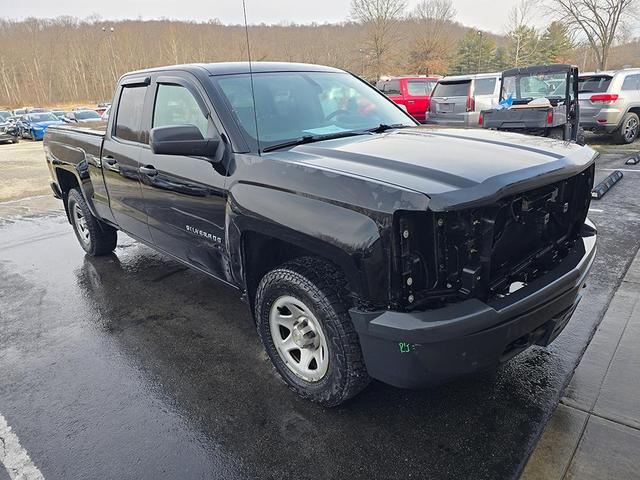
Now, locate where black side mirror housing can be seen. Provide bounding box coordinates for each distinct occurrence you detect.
[150,125,220,158]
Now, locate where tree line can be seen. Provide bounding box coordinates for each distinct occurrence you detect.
[0,0,637,107]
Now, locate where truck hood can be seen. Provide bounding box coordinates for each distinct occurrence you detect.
[282,127,597,211]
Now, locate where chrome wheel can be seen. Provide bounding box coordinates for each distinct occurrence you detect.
[269,295,329,382]
[624,117,639,142]
[72,202,91,246]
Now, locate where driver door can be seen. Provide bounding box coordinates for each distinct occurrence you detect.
[138,73,229,279]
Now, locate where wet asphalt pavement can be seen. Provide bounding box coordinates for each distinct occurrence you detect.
[1,145,639,480]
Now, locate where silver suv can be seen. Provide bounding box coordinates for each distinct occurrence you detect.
[427,72,501,127]
[579,69,640,144]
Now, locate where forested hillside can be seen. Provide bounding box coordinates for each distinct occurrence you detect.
[0,15,637,107]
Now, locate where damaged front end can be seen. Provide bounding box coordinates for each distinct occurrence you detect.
[391,164,595,311]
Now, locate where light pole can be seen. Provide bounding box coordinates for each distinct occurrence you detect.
[100,26,117,101]
[476,30,483,74]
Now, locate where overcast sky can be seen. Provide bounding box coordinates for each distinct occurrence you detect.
[1,0,548,35]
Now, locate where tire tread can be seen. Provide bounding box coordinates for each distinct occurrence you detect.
[255,257,370,407]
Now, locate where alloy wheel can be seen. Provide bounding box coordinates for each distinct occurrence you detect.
[624,117,639,142]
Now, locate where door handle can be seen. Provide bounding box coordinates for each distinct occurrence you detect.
[104,156,117,166]
[139,165,158,177]
[407,100,415,104]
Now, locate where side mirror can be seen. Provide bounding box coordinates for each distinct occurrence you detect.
[150,125,220,157]
[398,104,409,113]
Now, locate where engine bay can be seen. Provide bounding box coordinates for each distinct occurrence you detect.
[393,164,595,310]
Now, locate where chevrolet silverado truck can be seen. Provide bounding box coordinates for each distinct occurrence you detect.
[44,62,597,406]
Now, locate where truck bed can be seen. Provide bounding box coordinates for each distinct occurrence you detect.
[482,105,567,130]
[47,120,107,138]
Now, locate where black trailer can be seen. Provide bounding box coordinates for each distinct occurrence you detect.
[480,64,584,144]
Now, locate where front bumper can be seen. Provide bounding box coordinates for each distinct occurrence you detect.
[31,129,46,140]
[350,222,596,389]
[0,132,18,142]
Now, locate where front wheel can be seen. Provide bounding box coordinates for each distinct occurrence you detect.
[614,112,639,144]
[255,257,370,407]
[67,188,117,256]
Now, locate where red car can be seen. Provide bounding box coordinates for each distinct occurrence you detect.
[376,76,440,123]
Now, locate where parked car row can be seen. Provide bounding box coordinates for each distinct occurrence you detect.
[0,104,109,144]
[379,67,640,144]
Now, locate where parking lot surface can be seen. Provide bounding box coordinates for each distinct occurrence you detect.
[1,139,639,479]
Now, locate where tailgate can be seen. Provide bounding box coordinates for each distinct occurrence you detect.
[482,108,550,129]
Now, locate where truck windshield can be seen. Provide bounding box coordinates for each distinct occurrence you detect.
[502,72,567,103]
[214,71,415,151]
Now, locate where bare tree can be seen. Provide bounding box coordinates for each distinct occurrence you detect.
[506,0,541,67]
[548,0,638,69]
[351,0,407,79]
[408,0,457,74]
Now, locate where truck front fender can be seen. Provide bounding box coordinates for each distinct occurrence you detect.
[227,182,390,306]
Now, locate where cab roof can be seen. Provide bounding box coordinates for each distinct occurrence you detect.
[439,72,501,82]
[502,64,576,76]
[124,62,345,77]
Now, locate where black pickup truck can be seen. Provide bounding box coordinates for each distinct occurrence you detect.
[44,62,597,406]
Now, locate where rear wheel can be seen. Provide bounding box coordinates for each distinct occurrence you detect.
[67,188,117,256]
[255,257,370,406]
[614,112,639,144]
[547,127,565,140]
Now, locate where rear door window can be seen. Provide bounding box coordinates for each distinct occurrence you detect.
[578,76,612,94]
[115,86,147,143]
[621,74,640,91]
[383,80,401,95]
[406,80,436,96]
[432,81,470,97]
[474,78,497,95]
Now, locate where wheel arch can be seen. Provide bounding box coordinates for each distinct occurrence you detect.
[227,184,390,312]
[626,106,640,119]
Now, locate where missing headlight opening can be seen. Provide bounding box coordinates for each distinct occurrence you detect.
[394,164,595,310]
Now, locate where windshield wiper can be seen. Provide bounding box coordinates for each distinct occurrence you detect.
[367,123,411,133]
[262,130,369,153]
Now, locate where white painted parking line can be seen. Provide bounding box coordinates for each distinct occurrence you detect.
[0,415,44,480]
[0,195,50,205]
[589,208,604,213]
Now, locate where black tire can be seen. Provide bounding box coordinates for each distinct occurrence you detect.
[547,127,565,140]
[255,257,371,407]
[614,112,639,144]
[12,137,19,144]
[67,188,117,256]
